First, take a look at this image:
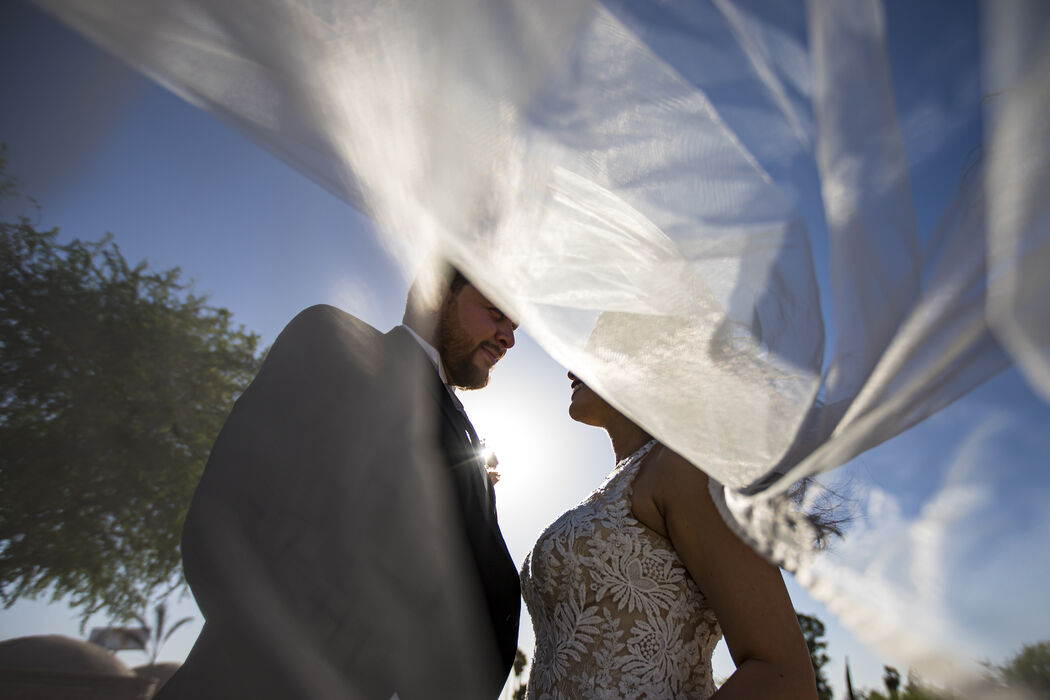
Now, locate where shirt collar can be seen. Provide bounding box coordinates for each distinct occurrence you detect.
[400,323,450,386]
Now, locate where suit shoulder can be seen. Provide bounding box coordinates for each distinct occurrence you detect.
[248,305,382,382]
[287,304,373,332]
[279,304,381,346]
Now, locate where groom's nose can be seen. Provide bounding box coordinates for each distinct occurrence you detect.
[495,319,515,350]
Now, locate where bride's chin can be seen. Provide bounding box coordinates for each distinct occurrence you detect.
[568,403,602,428]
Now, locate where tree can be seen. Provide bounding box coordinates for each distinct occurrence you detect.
[510,647,528,700]
[797,612,834,700]
[899,671,960,700]
[0,148,264,622]
[861,643,1050,700]
[860,668,958,700]
[131,598,195,665]
[989,640,1050,697]
[884,665,901,698]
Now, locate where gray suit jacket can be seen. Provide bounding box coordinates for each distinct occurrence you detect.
[158,305,520,699]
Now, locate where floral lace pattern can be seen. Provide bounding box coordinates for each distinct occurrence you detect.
[522,442,722,699]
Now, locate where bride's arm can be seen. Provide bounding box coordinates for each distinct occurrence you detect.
[638,447,818,699]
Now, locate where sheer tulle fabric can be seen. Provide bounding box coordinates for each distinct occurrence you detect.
[34,0,1049,692]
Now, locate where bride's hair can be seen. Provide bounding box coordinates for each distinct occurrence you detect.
[787,477,853,549]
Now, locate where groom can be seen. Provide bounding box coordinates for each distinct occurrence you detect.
[158,263,521,699]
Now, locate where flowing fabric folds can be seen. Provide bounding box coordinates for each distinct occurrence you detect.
[984,0,1050,402]
[32,0,1049,692]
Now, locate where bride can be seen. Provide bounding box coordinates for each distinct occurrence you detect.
[521,372,818,699]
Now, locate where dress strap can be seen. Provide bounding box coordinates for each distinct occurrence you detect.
[615,438,658,470]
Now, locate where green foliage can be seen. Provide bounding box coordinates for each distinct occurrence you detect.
[511,647,528,698]
[860,667,960,700]
[989,640,1050,698]
[513,648,527,677]
[797,612,834,700]
[0,148,263,622]
[899,671,961,700]
[861,643,1050,700]
[130,598,194,665]
[883,665,901,697]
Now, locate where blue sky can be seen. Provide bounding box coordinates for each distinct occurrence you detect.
[3,1,1047,696]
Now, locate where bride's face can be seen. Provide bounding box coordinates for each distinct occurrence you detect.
[567,372,616,428]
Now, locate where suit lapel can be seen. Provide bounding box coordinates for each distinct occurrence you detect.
[443,386,482,449]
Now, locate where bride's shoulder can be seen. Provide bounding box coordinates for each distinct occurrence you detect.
[641,445,712,497]
[631,445,717,534]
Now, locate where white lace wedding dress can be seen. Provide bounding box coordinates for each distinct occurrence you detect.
[521,441,722,699]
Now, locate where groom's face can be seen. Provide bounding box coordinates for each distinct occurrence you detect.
[436,284,516,389]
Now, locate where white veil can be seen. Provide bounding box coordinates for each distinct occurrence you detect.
[32,0,1049,692]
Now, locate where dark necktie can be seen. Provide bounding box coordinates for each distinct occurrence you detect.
[445,385,481,448]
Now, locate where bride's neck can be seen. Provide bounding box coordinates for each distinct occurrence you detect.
[605,415,651,463]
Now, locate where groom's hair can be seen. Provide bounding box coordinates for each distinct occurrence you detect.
[446,267,470,297]
[403,259,470,324]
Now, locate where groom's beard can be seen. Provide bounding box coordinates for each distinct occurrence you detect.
[437,314,491,390]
